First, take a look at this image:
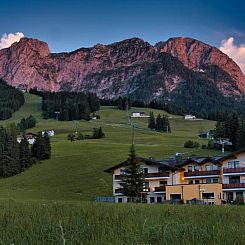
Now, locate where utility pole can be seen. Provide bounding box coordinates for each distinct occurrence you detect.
[131,123,136,145]
[127,98,131,125]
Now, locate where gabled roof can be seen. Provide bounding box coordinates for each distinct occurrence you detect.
[176,156,222,167]
[104,157,178,173]
[218,148,245,161]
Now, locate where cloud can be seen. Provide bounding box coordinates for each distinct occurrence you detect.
[219,37,245,74]
[0,32,24,50]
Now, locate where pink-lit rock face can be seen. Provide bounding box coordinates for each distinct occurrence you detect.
[0,36,245,99]
[157,37,245,93]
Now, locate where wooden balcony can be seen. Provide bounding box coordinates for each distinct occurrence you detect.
[145,172,169,178]
[222,183,245,189]
[223,167,245,174]
[154,186,166,192]
[184,170,220,177]
[115,172,169,180]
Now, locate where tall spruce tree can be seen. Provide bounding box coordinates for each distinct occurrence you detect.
[1,127,21,177]
[156,114,162,131]
[236,120,245,149]
[121,145,144,202]
[148,112,156,130]
[42,132,51,160]
[31,132,43,160]
[19,136,32,169]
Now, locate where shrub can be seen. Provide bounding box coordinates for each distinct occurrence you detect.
[184,140,200,148]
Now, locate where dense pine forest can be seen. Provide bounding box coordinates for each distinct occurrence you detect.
[0,126,51,178]
[40,92,100,121]
[0,79,25,120]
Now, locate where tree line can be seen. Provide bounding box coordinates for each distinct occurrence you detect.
[148,112,171,133]
[214,113,245,151]
[0,79,25,120]
[17,115,36,131]
[36,91,100,121]
[0,125,51,178]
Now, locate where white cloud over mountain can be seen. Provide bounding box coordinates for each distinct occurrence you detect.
[0,32,24,50]
[220,37,245,74]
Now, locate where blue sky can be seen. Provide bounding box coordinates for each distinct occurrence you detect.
[0,0,245,52]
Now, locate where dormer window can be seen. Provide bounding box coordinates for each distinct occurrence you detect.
[188,166,193,172]
[194,165,200,171]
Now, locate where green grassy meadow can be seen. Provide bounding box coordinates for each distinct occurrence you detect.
[0,93,244,244]
[0,93,219,202]
[0,200,244,244]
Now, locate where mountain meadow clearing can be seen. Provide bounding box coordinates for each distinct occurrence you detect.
[0,93,244,244]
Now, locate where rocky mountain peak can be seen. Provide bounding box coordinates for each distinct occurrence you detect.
[157,37,245,93]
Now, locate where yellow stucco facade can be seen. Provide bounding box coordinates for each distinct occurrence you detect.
[166,183,222,205]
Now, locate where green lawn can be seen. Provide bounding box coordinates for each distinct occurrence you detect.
[0,93,219,202]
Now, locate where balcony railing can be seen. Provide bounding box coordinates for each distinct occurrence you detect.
[223,167,245,174]
[115,172,169,180]
[222,183,245,189]
[184,170,220,177]
[145,172,169,178]
[154,186,166,192]
[115,188,150,193]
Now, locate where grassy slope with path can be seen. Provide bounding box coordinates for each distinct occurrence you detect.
[0,93,219,202]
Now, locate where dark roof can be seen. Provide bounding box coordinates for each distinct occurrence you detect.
[176,156,223,167]
[218,148,245,161]
[104,157,178,173]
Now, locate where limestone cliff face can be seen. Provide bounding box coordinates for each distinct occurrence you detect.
[0,36,244,99]
[157,37,245,94]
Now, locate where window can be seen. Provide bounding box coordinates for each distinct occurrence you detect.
[157,197,162,203]
[213,178,219,183]
[170,194,181,201]
[143,182,149,188]
[195,180,200,184]
[188,180,193,184]
[205,165,211,171]
[159,181,167,187]
[202,192,214,199]
[143,168,148,174]
[188,166,193,172]
[229,176,240,184]
[234,161,240,168]
[150,197,155,203]
[228,161,240,168]
[212,164,219,170]
[118,198,123,203]
[143,182,149,191]
[206,178,212,184]
[158,167,165,173]
[194,165,200,171]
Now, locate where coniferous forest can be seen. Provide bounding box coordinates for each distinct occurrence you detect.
[41,92,100,121]
[0,126,51,178]
[0,79,25,120]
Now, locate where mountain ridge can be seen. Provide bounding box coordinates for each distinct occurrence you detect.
[0,36,244,101]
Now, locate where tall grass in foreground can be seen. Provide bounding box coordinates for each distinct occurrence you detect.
[0,200,244,244]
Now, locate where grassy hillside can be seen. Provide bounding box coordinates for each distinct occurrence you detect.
[0,93,219,202]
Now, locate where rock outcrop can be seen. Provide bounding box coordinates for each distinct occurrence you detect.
[0,36,244,99]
